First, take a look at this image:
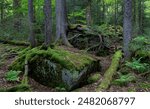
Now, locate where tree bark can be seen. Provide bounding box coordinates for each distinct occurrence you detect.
[28,0,36,47]
[123,0,132,60]
[0,0,4,23]
[13,0,21,31]
[133,0,140,36]
[86,0,92,26]
[43,0,52,46]
[55,0,71,47]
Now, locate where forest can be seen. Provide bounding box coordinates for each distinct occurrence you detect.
[0,0,149,92]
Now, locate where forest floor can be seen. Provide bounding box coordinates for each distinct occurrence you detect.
[0,43,150,92]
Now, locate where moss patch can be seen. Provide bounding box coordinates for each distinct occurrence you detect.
[10,46,95,71]
[9,46,101,90]
[96,50,122,91]
[87,73,101,84]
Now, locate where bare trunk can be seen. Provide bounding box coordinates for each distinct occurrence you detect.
[44,0,52,46]
[133,0,140,36]
[28,0,36,47]
[123,0,132,60]
[86,0,92,26]
[13,0,21,31]
[55,0,71,47]
[0,0,4,23]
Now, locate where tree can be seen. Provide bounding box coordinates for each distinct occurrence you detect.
[123,0,132,59]
[13,0,21,31]
[0,0,4,23]
[55,0,71,47]
[43,0,52,46]
[86,0,92,26]
[28,0,36,47]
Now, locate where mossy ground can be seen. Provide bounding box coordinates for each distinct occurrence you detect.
[8,45,100,90]
[0,43,149,92]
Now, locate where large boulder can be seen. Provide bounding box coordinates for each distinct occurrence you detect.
[10,46,101,91]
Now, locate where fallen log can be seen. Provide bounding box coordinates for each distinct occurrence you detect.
[96,50,122,92]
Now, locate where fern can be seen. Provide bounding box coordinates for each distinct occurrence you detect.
[130,36,150,53]
[113,73,136,86]
[125,58,149,73]
[5,70,21,82]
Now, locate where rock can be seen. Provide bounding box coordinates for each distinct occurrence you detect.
[10,46,101,91]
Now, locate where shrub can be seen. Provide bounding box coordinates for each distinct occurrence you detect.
[92,24,123,37]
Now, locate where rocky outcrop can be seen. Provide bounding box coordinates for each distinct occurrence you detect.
[10,46,101,91]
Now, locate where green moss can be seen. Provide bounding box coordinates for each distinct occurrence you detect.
[10,46,94,71]
[87,73,101,84]
[97,50,122,91]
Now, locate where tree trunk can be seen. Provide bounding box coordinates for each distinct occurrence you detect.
[139,0,144,34]
[43,0,52,46]
[0,0,4,23]
[133,0,140,36]
[55,0,71,47]
[86,0,92,26]
[13,0,21,31]
[28,0,36,47]
[123,0,132,60]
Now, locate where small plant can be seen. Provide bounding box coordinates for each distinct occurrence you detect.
[113,73,136,86]
[5,70,21,82]
[125,58,149,73]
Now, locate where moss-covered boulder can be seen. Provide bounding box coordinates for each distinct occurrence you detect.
[9,46,101,91]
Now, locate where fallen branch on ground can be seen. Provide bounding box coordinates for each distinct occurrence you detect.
[96,50,122,92]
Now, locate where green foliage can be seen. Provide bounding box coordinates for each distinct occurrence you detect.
[92,24,123,37]
[55,87,66,92]
[125,58,149,73]
[68,10,86,24]
[87,73,101,84]
[113,73,136,86]
[130,36,150,58]
[139,83,150,89]
[5,70,21,82]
